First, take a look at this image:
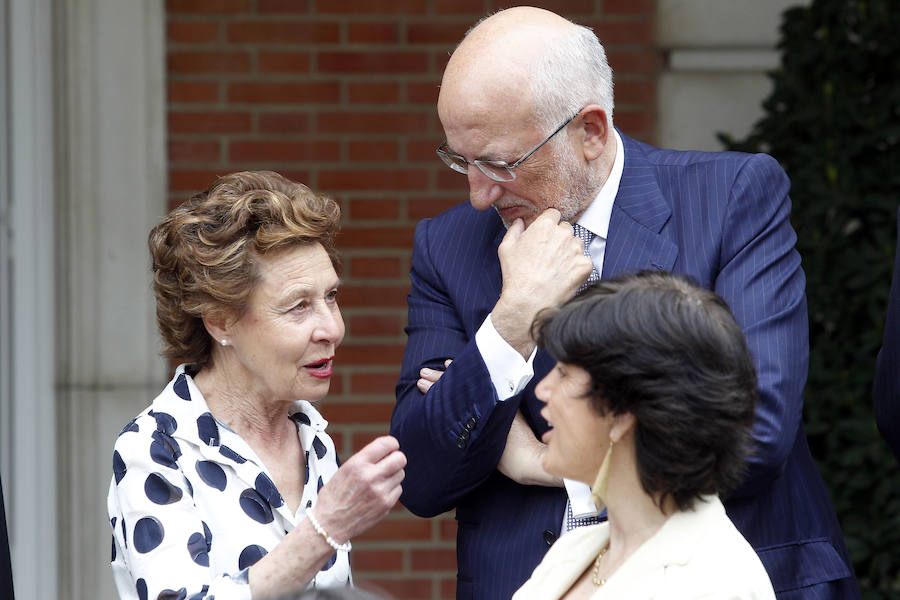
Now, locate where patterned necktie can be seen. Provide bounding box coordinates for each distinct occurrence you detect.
[573,223,600,294]
[564,498,603,531]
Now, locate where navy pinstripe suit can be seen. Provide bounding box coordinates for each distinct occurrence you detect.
[391,133,858,599]
[874,208,900,462]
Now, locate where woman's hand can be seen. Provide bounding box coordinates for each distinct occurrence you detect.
[313,436,407,543]
[498,411,563,487]
[250,436,405,599]
[417,359,452,393]
[417,360,561,488]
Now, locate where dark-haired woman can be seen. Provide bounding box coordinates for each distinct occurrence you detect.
[107,171,406,600]
[512,272,775,599]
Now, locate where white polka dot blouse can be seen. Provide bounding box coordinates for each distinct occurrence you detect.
[107,364,350,600]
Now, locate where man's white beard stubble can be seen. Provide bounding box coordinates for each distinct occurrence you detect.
[495,146,601,228]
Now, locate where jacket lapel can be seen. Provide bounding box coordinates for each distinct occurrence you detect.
[478,217,505,305]
[602,134,678,279]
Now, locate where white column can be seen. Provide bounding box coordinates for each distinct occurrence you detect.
[5,0,58,597]
[54,1,167,599]
[656,0,808,151]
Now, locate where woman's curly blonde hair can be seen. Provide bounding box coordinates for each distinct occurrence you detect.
[149,170,341,365]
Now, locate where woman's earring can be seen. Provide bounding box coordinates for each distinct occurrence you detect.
[220,339,228,347]
[590,440,614,509]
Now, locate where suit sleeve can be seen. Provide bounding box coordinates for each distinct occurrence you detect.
[390,218,521,517]
[715,153,809,498]
[873,208,900,462]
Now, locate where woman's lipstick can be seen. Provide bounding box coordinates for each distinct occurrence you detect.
[305,356,334,378]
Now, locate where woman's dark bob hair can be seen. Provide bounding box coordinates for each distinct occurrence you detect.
[534,270,758,512]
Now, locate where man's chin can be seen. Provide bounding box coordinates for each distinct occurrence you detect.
[493,205,538,228]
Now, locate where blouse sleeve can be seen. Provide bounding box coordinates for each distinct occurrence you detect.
[107,422,253,600]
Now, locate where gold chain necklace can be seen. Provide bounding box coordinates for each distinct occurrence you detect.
[591,541,611,586]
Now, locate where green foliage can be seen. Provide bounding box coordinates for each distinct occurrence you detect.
[720,1,900,596]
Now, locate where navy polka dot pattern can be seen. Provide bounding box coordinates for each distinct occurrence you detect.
[196,460,226,491]
[158,587,187,600]
[154,412,178,436]
[312,436,327,460]
[187,585,210,600]
[239,488,274,525]
[322,552,337,571]
[187,585,209,600]
[254,473,283,509]
[173,373,191,401]
[120,418,139,437]
[133,516,165,553]
[150,430,181,470]
[197,413,219,447]
[304,452,310,484]
[108,364,349,600]
[114,450,127,484]
[219,445,246,464]
[187,531,210,567]
[237,544,268,570]
[145,472,184,505]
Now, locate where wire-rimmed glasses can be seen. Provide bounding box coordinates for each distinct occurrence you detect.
[436,110,581,182]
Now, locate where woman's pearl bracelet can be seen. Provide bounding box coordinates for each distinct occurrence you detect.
[306,510,352,553]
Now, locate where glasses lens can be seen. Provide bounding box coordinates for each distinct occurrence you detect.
[475,161,515,182]
[436,148,468,174]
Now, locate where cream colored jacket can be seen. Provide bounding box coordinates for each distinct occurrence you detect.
[513,495,775,600]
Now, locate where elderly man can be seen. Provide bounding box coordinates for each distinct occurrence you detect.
[390,7,858,599]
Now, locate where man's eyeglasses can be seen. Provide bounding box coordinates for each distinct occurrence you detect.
[436,110,581,183]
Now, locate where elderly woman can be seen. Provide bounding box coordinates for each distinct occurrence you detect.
[510,272,776,598]
[108,171,406,600]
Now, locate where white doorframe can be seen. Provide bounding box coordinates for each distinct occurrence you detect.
[53,1,167,598]
[4,0,58,597]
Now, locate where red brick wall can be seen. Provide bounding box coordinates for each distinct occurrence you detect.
[166,1,658,598]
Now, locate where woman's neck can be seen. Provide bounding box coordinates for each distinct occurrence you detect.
[595,446,676,579]
[193,360,295,449]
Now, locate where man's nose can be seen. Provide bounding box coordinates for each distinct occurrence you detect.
[467,167,503,211]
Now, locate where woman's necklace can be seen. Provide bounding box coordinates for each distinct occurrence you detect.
[591,541,611,586]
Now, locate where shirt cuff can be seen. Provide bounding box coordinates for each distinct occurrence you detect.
[475,314,536,401]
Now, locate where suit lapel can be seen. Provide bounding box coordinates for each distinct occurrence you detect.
[478,216,505,305]
[602,134,679,279]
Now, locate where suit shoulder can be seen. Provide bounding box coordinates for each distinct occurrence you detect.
[625,134,780,172]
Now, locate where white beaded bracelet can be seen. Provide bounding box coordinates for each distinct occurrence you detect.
[306,510,352,553]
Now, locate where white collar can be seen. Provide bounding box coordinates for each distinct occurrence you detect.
[576,128,624,239]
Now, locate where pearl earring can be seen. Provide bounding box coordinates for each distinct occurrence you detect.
[220,339,228,347]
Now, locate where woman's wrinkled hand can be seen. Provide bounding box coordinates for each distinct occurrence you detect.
[498,411,563,488]
[313,435,407,543]
[417,359,452,394]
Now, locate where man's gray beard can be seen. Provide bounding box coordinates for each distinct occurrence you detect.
[493,153,601,228]
[553,151,602,223]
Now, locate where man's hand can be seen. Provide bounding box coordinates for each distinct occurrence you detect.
[492,209,593,357]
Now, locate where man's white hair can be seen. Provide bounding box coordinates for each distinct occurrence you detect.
[527,22,615,133]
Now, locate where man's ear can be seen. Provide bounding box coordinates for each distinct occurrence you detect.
[579,105,610,162]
